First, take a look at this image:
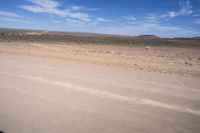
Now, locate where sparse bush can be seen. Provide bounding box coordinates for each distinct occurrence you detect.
[145,46,151,50]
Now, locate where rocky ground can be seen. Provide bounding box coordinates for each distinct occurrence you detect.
[0,41,200,77]
[0,30,200,133]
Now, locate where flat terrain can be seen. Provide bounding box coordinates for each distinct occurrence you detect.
[0,41,200,133]
[0,42,200,76]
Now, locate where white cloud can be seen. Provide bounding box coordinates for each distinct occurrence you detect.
[0,17,29,23]
[124,16,138,25]
[27,0,60,8]
[168,11,177,18]
[71,6,83,11]
[179,0,193,15]
[0,10,22,18]
[160,11,177,19]
[66,18,84,26]
[19,0,91,22]
[97,17,108,22]
[71,5,99,11]
[193,19,200,24]
[20,5,47,13]
[160,0,193,19]
[146,13,160,22]
[67,12,90,22]
[65,17,108,28]
[192,14,200,17]
[124,16,136,21]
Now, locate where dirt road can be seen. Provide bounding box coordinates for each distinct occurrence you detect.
[0,53,200,133]
[1,42,200,76]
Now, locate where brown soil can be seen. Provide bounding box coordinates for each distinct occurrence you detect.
[0,41,200,77]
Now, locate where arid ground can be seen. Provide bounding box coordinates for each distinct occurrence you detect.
[0,41,200,76]
[0,29,200,133]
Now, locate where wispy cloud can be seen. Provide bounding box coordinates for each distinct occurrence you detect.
[27,0,60,8]
[97,17,109,22]
[146,13,160,22]
[192,14,200,17]
[193,19,200,24]
[144,0,194,23]
[124,16,136,21]
[19,0,91,22]
[179,0,193,15]
[0,10,22,18]
[0,17,29,23]
[65,17,108,28]
[66,18,85,26]
[160,11,177,19]
[20,5,47,13]
[71,5,100,11]
[71,6,83,11]
[160,0,193,19]
[123,16,138,25]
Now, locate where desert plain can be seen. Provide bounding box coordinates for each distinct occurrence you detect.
[0,28,200,133]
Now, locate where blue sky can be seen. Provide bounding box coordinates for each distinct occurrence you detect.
[0,0,200,37]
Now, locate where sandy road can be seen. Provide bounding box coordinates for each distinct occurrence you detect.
[0,53,200,133]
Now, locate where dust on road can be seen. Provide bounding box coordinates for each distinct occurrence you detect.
[0,52,200,133]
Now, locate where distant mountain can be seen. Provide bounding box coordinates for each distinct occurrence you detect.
[192,37,200,40]
[136,35,160,39]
